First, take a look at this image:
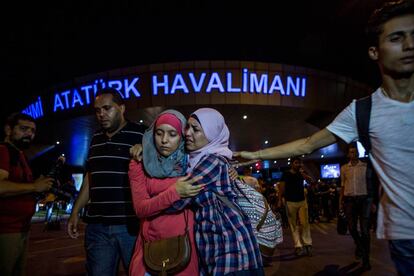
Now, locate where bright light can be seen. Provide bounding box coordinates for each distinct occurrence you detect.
[264,140,268,144]
[139,119,144,124]
[321,155,324,158]
[302,154,305,157]
[243,115,247,120]
[288,162,290,165]
[288,158,291,161]
[249,166,253,169]
[256,170,260,173]
[273,160,277,163]
[56,141,60,145]
[61,153,65,157]
[356,141,367,158]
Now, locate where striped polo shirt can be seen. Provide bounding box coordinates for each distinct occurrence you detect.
[85,121,146,224]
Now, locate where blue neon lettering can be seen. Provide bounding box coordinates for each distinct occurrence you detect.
[206,72,225,93]
[107,80,122,92]
[170,74,189,94]
[98,79,106,89]
[53,94,65,112]
[152,75,169,95]
[301,78,307,97]
[250,73,268,94]
[71,89,84,107]
[61,91,71,109]
[286,76,301,96]
[80,85,93,104]
[22,97,44,119]
[226,72,241,93]
[188,73,206,92]
[123,77,140,98]
[242,68,248,92]
[268,75,285,95]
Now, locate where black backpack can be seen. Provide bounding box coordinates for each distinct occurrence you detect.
[355,96,380,203]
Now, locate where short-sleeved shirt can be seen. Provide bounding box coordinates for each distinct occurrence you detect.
[85,122,146,224]
[327,88,414,240]
[0,143,35,233]
[341,161,367,196]
[281,170,305,202]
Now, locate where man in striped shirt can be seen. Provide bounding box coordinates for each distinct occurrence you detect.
[67,88,146,276]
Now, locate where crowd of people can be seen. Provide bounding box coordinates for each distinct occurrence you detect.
[1,1,414,275]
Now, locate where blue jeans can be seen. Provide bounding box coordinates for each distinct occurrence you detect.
[85,223,137,276]
[389,239,414,276]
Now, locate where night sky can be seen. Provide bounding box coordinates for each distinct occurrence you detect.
[1,0,384,123]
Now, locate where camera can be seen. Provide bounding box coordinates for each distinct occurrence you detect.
[45,157,74,201]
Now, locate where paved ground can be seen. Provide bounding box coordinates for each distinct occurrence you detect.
[27,215,397,275]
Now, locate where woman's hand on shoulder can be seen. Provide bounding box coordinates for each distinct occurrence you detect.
[130,144,143,161]
[175,174,205,198]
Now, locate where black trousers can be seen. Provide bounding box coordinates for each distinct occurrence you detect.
[343,195,373,263]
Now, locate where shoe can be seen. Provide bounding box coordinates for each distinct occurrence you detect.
[294,247,304,256]
[304,245,313,257]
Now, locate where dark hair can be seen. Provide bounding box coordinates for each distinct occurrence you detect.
[366,0,414,46]
[348,143,359,154]
[190,114,202,125]
[291,156,301,163]
[5,112,36,129]
[95,87,125,106]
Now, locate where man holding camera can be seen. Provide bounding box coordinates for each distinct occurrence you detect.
[0,113,53,276]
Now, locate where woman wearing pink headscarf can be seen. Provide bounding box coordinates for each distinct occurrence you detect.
[128,110,204,276]
[170,108,264,276]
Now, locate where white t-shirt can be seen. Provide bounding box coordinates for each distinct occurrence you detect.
[327,88,414,240]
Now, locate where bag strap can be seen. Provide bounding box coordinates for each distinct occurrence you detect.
[257,197,269,231]
[355,95,372,153]
[215,193,245,217]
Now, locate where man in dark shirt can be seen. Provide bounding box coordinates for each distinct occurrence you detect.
[278,157,313,256]
[67,88,146,276]
[0,113,53,276]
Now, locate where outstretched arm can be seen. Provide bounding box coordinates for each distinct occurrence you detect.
[235,128,337,160]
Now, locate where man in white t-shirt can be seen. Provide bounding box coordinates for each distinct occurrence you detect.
[236,1,414,274]
[339,145,372,268]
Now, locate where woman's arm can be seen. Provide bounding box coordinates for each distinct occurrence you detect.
[129,160,204,217]
[129,160,181,218]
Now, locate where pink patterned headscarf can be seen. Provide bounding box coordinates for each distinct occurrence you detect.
[188,108,233,171]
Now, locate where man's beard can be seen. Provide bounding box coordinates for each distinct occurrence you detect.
[13,138,32,149]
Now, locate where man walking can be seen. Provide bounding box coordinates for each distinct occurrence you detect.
[340,145,373,269]
[278,157,313,257]
[67,88,146,275]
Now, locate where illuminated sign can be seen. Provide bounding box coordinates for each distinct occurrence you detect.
[22,97,44,119]
[22,68,308,119]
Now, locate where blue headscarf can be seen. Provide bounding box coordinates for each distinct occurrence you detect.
[142,109,187,178]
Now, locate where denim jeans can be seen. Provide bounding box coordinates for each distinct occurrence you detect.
[388,239,414,276]
[85,223,137,276]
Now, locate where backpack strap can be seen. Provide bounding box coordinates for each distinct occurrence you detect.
[257,197,269,231]
[215,193,244,217]
[355,95,380,202]
[355,95,372,153]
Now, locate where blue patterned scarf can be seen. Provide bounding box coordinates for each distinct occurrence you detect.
[142,109,187,178]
